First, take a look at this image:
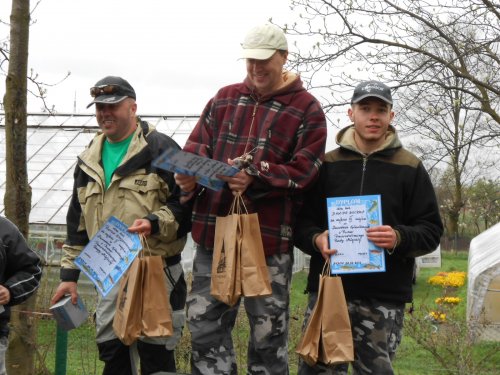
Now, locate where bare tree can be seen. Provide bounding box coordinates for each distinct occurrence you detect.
[282,0,499,241]
[1,0,70,113]
[2,1,36,374]
[397,45,497,240]
[283,0,500,127]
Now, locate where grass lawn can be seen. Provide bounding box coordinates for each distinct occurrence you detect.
[35,251,499,374]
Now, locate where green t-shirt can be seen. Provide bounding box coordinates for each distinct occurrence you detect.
[102,134,134,189]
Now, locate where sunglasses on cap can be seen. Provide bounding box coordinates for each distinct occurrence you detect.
[89,84,121,98]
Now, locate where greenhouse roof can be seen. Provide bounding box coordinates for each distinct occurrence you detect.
[0,112,198,225]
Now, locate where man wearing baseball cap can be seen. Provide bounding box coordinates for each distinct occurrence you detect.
[52,76,191,374]
[86,76,136,108]
[294,80,443,374]
[175,24,326,374]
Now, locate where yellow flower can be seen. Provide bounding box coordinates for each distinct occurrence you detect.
[429,311,447,322]
[435,297,461,305]
[428,272,466,288]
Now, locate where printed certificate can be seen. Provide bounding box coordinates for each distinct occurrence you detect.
[153,148,239,191]
[327,195,385,274]
[74,216,142,296]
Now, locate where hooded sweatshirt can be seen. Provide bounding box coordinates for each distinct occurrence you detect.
[184,72,327,255]
[295,125,443,303]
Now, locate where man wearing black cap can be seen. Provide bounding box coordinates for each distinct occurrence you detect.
[294,81,443,374]
[51,76,191,375]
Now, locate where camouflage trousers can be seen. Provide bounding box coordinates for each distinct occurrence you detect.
[298,295,405,375]
[187,245,293,375]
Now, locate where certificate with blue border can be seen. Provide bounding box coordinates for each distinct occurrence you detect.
[327,195,385,274]
[153,148,239,191]
[74,216,142,296]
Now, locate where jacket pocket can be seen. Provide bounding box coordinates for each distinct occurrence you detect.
[77,181,102,228]
[117,174,166,218]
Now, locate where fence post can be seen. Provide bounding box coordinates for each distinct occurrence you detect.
[54,326,68,375]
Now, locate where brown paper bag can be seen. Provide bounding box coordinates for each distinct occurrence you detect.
[296,261,354,366]
[319,275,354,365]
[295,269,325,366]
[240,212,272,298]
[210,212,241,306]
[141,255,173,338]
[113,257,143,345]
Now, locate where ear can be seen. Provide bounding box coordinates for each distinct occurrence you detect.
[129,102,138,117]
[279,50,288,65]
[347,107,354,122]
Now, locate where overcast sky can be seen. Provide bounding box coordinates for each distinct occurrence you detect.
[1,0,301,115]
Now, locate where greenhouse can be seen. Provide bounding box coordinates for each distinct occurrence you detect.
[467,222,500,342]
[0,112,197,266]
[0,112,310,274]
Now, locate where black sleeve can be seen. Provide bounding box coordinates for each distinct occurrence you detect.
[1,218,42,306]
[294,167,328,256]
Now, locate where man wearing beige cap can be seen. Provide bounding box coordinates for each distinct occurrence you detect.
[175,24,327,374]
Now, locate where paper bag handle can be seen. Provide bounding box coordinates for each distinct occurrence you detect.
[228,193,249,215]
[139,234,152,257]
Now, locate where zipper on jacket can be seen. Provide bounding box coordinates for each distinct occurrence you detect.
[243,101,259,156]
[359,156,368,195]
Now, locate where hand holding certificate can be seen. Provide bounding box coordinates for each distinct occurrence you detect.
[153,148,239,191]
[74,216,142,296]
[327,195,385,274]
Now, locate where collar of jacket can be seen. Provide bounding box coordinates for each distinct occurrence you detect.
[241,71,303,105]
[336,124,402,156]
[78,119,154,183]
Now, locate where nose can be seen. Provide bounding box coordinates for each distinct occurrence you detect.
[368,110,380,120]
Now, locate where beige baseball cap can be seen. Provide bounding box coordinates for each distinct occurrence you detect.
[241,24,288,60]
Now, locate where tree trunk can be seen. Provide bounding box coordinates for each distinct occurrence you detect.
[3,1,36,374]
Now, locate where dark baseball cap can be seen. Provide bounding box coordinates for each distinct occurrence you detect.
[87,76,136,108]
[351,81,392,105]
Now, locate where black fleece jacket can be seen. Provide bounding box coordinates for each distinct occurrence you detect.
[294,125,443,303]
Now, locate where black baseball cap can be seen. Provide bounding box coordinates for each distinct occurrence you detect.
[351,81,392,105]
[87,76,136,108]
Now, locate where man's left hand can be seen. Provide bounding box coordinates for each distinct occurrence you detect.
[366,225,397,249]
[128,219,152,236]
[218,158,254,195]
[218,170,254,195]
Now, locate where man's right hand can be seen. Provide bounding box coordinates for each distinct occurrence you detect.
[174,173,197,193]
[174,173,197,203]
[51,281,78,305]
[315,230,337,261]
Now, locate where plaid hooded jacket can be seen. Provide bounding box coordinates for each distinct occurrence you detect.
[184,73,327,256]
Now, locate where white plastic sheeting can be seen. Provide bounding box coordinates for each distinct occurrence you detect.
[467,222,500,342]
